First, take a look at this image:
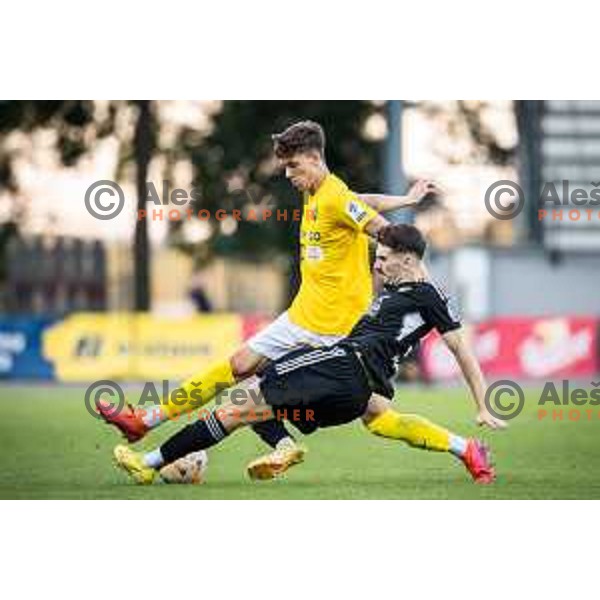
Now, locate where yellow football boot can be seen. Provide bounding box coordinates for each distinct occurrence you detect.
[113,445,155,485]
[246,442,306,480]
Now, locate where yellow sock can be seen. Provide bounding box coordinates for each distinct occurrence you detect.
[366,409,451,452]
[163,359,236,420]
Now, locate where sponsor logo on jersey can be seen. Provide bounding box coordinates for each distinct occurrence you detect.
[305,246,323,261]
[346,200,368,224]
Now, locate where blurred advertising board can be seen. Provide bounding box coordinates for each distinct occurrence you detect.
[0,312,273,381]
[42,313,247,381]
[420,317,598,381]
[1,313,597,382]
[0,317,56,379]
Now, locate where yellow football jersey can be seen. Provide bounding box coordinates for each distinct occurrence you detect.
[287,173,378,335]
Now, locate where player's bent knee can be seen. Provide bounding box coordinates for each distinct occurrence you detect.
[230,346,264,380]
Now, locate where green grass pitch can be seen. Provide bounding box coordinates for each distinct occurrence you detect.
[1,383,599,499]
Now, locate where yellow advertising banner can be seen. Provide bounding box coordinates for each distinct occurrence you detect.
[43,313,243,381]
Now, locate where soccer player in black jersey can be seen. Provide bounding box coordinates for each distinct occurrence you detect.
[114,224,504,485]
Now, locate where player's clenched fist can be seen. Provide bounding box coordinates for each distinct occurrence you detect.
[406,179,442,205]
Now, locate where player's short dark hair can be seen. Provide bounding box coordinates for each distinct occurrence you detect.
[378,224,427,259]
[272,121,325,158]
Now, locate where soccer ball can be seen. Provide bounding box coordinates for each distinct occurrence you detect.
[159,450,209,484]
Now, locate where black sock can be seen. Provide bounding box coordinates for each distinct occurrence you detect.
[160,412,228,464]
[251,419,294,449]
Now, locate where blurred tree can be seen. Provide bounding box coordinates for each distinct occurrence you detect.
[171,101,384,271]
[0,101,385,305]
[417,100,518,167]
[456,100,516,166]
[0,101,97,169]
[0,101,118,217]
[0,101,109,290]
[0,100,153,308]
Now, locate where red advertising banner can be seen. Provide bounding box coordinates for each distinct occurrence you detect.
[420,317,598,381]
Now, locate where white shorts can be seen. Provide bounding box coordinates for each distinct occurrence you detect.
[247,311,343,361]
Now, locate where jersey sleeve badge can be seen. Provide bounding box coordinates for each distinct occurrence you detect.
[346,199,368,224]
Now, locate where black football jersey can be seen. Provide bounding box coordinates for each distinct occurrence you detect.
[343,280,461,397]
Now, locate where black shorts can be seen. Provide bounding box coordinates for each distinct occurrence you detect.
[259,344,372,435]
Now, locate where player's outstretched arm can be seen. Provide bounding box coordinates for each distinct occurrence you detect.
[358,180,440,213]
[442,328,507,430]
[363,212,389,238]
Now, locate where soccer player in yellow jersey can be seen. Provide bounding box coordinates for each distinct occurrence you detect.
[99,121,488,474]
